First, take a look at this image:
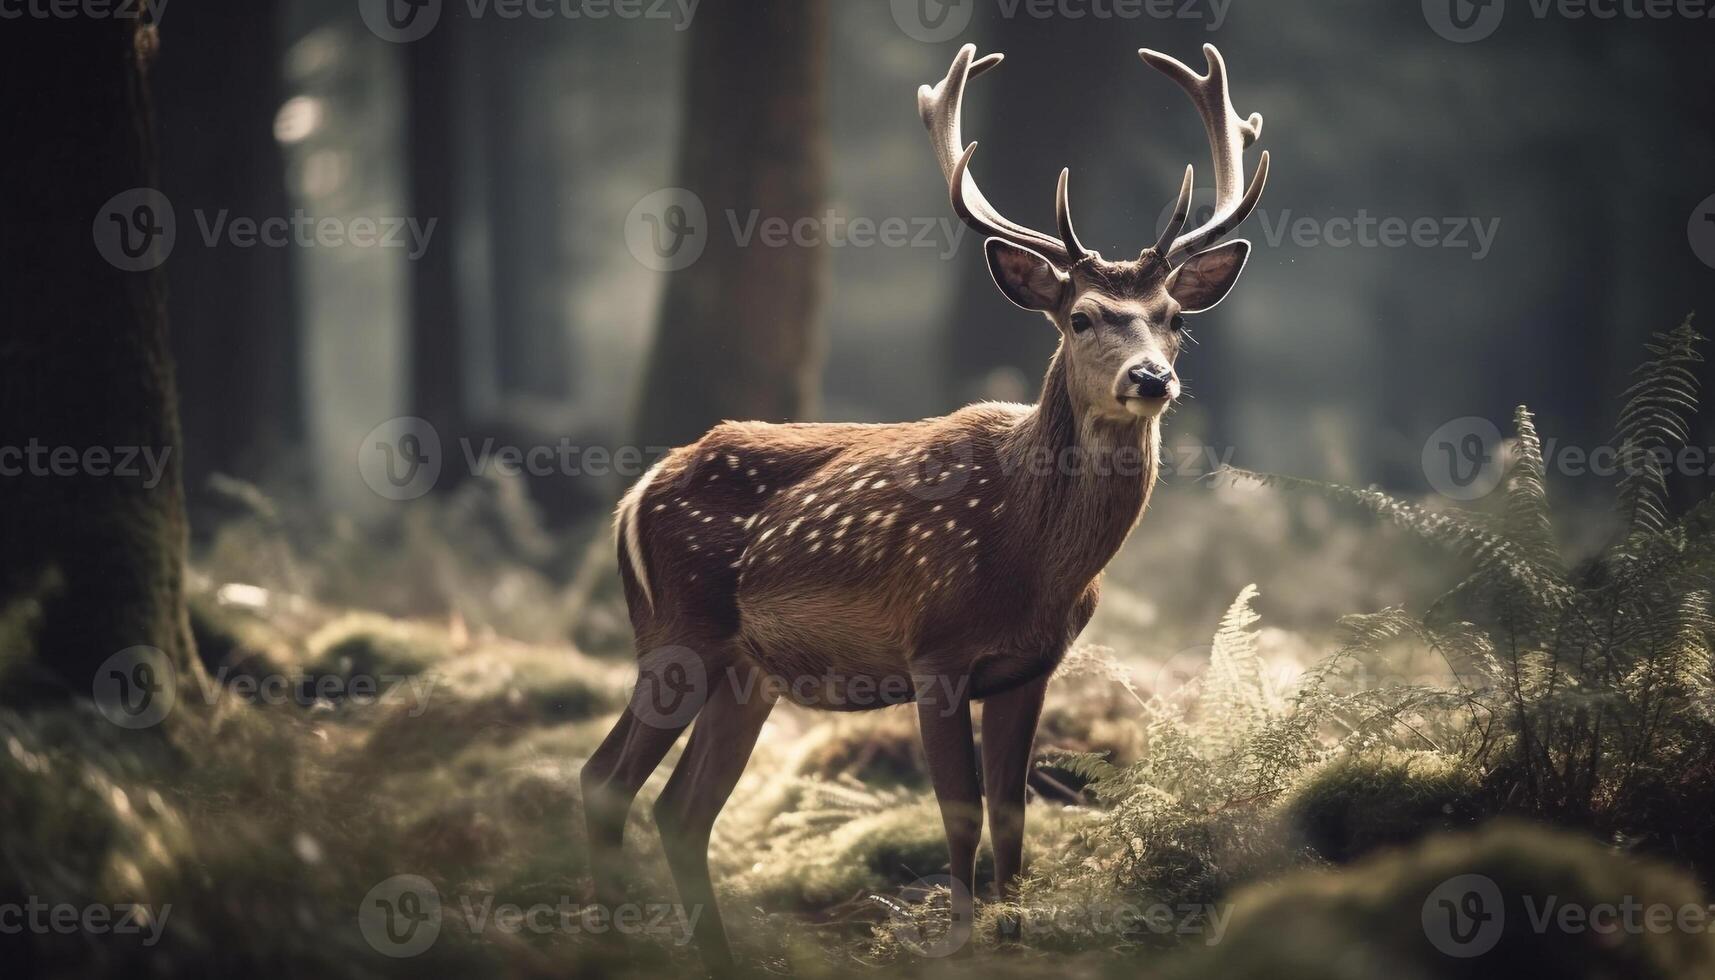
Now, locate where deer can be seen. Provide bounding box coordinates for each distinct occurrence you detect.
[580,42,1269,970]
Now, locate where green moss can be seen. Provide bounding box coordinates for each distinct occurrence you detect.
[305,612,456,680]
[1281,748,1485,864]
[739,799,960,910]
[1167,820,1715,980]
[187,590,295,675]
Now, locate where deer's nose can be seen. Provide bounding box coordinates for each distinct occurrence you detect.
[1128,363,1174,399]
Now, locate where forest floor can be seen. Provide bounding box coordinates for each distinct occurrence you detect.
[8,461,1715,979]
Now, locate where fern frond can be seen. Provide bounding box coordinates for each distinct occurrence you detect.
[1505,406,1561,573]
[1219,466,1573,610]
[1614,317,1705,539]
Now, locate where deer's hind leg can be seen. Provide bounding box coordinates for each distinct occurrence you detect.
[652,663,775,972]
[581,640,728,908]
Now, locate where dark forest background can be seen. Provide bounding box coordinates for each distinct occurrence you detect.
[149,0,1715,523]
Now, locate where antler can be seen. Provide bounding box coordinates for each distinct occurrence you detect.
[920,44,1087,266]
[1138,44,1269,262]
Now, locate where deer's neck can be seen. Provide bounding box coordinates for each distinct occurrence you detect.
[1003,350,1159,596]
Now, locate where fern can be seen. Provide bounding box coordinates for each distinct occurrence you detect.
[1615,318,1705,540]
[1194,585,1268,758]
[1226,316,1714,832]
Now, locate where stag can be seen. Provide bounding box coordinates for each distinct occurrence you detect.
[581,42,1269,969]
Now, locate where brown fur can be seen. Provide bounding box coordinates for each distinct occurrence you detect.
[617,346,1157,706]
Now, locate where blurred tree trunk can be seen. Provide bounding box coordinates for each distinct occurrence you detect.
[405,13,467,470]
[479,22,572,408]
[156,0,300,501]
[633,0,829,451]
[0,19,200,704]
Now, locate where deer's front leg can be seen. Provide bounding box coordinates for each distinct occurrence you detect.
[916,676,982,956]
[981,673,1049,900]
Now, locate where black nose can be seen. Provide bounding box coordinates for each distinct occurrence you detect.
[1128,364,1173,399]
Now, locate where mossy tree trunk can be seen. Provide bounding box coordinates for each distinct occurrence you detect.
[632,0,829,452]
[0,18,200,707]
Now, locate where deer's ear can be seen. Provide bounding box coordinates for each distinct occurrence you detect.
[985,239,1068,313]
[1166,240,1251,313]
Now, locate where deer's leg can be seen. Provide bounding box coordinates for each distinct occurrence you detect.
[981,674,1049,897]
[981,673,1049,941]
[652,666,774,973]
[581,648,716,907]
[916,677,982,956]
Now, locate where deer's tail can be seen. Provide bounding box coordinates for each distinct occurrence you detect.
[614,459,665,613]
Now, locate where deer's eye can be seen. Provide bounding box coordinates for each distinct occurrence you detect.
[1070,312,1094,334]
[1170,314,1187,334]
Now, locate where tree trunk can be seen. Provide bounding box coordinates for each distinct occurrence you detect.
[405,14,468,468]
[632,0,829,452]
[155,0,300,500]
[0,19,200,706]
